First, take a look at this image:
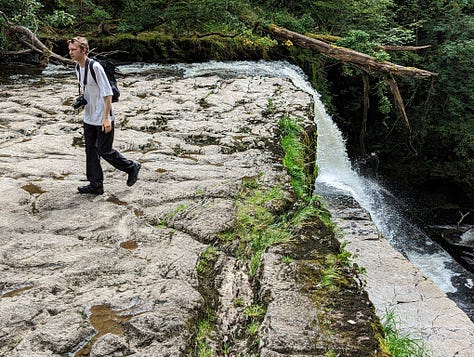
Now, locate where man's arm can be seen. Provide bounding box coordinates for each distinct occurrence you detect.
[102,95,113,133]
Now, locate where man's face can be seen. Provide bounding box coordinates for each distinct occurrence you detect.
[68,42,85,62]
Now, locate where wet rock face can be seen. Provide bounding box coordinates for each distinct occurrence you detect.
[0,70,380,355]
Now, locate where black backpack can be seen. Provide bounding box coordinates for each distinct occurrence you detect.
[76,58,120,102]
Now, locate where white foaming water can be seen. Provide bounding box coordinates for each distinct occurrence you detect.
[42,63,74,76]
[406,251,459,292]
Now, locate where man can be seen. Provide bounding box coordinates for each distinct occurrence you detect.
[68,36,140,195]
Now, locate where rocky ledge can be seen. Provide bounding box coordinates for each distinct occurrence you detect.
[0,69,388,356]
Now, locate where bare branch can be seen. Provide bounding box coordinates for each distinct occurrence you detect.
[305,33,432,52]
[457,211,471,230]
[4,49,35,55]
[381,45,431,51]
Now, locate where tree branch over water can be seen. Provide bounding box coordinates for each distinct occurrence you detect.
[267,25,438,79]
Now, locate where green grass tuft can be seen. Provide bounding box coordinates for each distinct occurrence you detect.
[382,310,432,357]
[279,117,307,199]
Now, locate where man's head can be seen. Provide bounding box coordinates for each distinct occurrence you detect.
[68,36,88,62]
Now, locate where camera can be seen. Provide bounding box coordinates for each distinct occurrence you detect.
[72,94,87,109]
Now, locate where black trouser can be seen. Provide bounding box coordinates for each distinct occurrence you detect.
[83,122,134,188]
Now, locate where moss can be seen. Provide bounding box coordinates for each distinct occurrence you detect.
[274,114,387,354]
[189,246,221,355]
[279,116,318,200]
[306,33,341,43]
[294,243,387,355]
[228,184,293,277]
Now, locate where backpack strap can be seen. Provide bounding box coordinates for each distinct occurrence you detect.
[88,59,98,85]
[87,59,114,115]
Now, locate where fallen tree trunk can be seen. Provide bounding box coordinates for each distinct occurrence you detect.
[0,11,72,68]
[267,25,437,79]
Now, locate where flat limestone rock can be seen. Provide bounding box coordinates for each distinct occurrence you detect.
[0,71,316,355]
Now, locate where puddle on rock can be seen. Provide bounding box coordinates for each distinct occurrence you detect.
[133,208,144,217]
[155,168,168,173]
[106,195,128,206]
[141,147,158,154]
[120,240,138,250]
[21,183,46,195]
[1,284,34,298]
[74,304,142,357]
[179,154,198,162]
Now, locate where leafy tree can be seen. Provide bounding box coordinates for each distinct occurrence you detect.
[119,0,168,33]
[394,0,474,161]
[0,0,76,31]
[11,0,44,31]
[44,10,75,28]
[0,0,25,19]
[119,0,253,34]
[252,0,395,35]
[336,30,391,62]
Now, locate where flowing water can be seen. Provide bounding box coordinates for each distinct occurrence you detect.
[30,61,474,320]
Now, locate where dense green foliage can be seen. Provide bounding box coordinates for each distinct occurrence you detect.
[2,0,471,128]
[388,0,474,157]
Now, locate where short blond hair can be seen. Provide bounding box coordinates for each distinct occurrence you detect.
[67,36,89,52]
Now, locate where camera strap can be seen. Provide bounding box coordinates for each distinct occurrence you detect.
[76,58,90,96]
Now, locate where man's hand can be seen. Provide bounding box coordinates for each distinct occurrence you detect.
[102,117,112,133]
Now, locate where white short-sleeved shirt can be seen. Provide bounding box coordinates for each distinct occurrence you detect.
[76,60,114,126]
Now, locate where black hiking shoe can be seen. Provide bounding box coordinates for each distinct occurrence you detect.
[127,162,141,187]
[77,184,104,195]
